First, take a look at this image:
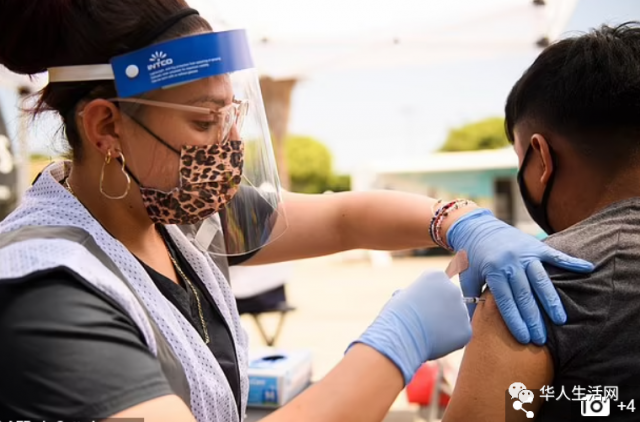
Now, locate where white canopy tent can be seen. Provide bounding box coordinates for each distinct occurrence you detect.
[196,0,579,78]
[0,0,579,202]
[0,0,580,111]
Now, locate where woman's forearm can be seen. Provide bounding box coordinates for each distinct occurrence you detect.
[338,191,438,250]
[245,190,479,265]
[262,344,404,422]
[339,191,478,251]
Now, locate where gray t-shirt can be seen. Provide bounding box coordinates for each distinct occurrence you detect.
[536,198,640,420]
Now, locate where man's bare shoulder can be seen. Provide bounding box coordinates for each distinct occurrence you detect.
[442,291,554,422]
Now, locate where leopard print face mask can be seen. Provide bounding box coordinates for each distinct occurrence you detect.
[122,114,245,225]
[139,140,244,225]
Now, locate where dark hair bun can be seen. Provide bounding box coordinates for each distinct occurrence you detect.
[0,0,73,75]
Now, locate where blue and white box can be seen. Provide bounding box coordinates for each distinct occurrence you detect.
[247,349,313,408]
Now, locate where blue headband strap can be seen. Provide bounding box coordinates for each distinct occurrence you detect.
[111,30,254,98]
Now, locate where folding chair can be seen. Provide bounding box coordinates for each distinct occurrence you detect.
[236,284,296,347]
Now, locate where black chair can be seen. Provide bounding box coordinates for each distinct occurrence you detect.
[236,284,296,347]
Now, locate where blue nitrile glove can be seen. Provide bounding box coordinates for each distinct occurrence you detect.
[347,270,471,385]
[447,208,595,345]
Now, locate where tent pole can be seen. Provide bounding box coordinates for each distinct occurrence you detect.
[259,77,297,191]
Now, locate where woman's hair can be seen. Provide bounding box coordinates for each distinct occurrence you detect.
[0,0,211,160]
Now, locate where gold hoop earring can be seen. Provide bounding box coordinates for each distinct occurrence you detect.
[100,150,131,200]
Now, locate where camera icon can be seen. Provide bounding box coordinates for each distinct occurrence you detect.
[580,394,610,417]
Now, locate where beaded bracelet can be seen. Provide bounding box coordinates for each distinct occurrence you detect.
[429,198,476,250]
[432,200,464,250]
[433,201,463,249]
[428,199,446,246]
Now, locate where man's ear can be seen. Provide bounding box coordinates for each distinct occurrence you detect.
[530,134,554,186]
[78,99,124,157]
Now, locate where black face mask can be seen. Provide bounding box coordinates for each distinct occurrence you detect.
[517,145,557,235]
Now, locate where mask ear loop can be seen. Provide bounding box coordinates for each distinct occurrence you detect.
[100,150,132,200]
[127,113,182,155]
[537,145,557,231]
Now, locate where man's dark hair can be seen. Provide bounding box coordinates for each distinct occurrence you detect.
[505,22,640,167]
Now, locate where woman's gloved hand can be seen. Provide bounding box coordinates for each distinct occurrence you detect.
[348,270,471,385]
[446,208,595,345]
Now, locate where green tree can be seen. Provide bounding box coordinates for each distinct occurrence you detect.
[439,117,509,152]
[247,134,351,193]
[326,174,351,192]
[285,135,333,194]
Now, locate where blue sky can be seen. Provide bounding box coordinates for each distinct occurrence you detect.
[1,0,639,173]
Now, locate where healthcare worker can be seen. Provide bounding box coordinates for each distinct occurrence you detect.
[0,2,593,422]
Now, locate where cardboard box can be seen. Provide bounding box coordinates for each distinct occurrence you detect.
[247,349,313,408]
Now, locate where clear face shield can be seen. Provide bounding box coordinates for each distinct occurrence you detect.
[48,29,287,257]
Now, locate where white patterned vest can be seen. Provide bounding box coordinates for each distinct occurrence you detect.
[0,162,249,422]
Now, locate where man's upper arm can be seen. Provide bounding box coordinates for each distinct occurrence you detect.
[443,292,554,422]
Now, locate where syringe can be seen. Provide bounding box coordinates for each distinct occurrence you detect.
[462,297,485,304]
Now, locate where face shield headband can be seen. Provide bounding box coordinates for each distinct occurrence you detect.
[48,28,255,98]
